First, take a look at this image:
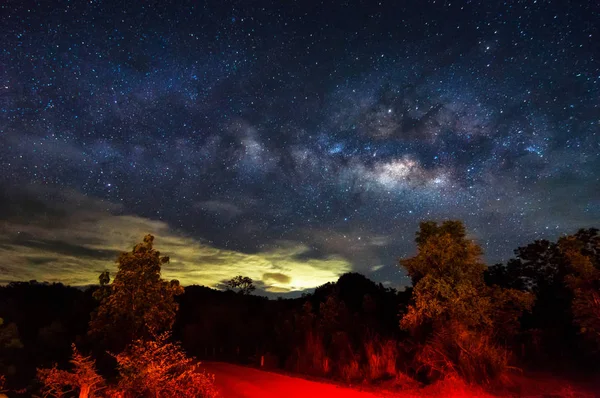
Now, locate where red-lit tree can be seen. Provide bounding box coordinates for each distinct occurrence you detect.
[400,221,533,383]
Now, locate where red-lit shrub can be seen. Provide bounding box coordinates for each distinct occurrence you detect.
[113,332,217,398]
[416,323,510,384]
[288,330,329,376]
[37,344,105,398]
[364,338,397,381]
[339,355,362,382]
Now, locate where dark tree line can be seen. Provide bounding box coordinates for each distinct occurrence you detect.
[485,228,600,366]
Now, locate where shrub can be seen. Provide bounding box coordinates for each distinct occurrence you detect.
[416,323,510,384]
[288,330,329,376]
[340,356,362,382]
[364,338,397,381]
[114,333,217,398]
[37,344,105,398]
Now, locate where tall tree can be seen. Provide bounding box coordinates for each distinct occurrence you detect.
[89,235,184,351]
[399,221,533,382]
[400,221,492,331]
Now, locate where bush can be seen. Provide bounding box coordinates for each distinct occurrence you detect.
[416,323,510,384]
[340,356,362,382]
[114,333,217,398]
[37,344,105,398]
[364,338,397,381]
[287,330,329,376]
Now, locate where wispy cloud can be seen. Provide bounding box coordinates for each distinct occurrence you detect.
[0,185,351,293]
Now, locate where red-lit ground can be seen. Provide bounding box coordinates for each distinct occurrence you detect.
[200,362,600,397]
[200,362,387,398]
[200,362,501,397]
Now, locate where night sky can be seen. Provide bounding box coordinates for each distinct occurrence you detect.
[1,0,599,295]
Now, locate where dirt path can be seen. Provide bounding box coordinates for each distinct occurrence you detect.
[200,362,385,398]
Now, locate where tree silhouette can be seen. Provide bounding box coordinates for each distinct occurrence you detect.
[225,275,256,295]
[485,228,600,359]
[89,235,184,351]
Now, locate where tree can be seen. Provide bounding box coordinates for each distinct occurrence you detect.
[89,235,184,351]
[486,239,568,292]
[0,318,23,383]
[400,221,491,331]
[485,228,599,359]
[399,221,533,382]
[0,318,23,350]
[225,275,256,295]
[37,344,105,398]
[113,333,217,398]
[559,234,600,350]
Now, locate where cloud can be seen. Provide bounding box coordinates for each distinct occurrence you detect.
[370,264,386,272]
[262,272,292,284]
[0,185,351,293]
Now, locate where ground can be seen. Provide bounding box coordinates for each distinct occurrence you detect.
[199,362,497,397]
[200,361,600,397]
[200,362,384,397]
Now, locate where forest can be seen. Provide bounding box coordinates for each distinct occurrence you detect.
[0,221,599,397]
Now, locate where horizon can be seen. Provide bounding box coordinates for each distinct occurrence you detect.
[0,221,593,296]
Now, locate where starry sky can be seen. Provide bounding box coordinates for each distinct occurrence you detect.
[1,0,599,295]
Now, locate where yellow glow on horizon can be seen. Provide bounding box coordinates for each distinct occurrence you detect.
[0,202,351,293]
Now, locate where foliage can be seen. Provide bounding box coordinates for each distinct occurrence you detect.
[37,344,105,398]
[0,317,24,386]
[339,356,361,382]
[415,322,510,385]
[364,337,397,381]
[3,225,600,393]
[0,282,94,390]
[113,333,217,398]
[224,276,256,295]
[400,221,533,382]
[89,235,184,351]
[401,221,490,331]
[0,319,23,351]
[486,228,600,362]
[487,286,535,342]
[559,234,600,349]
